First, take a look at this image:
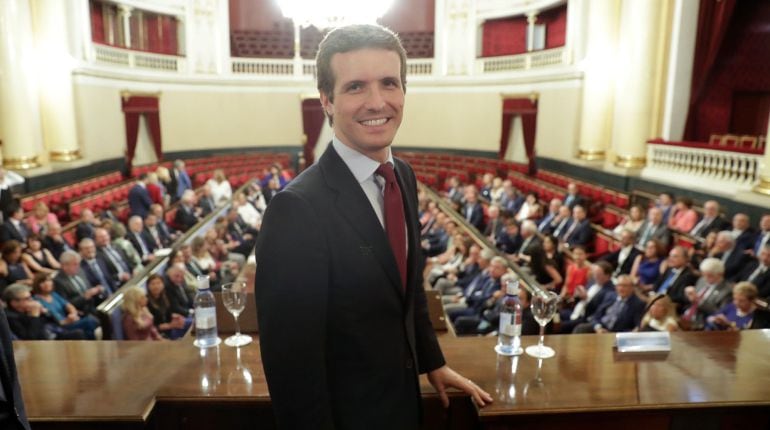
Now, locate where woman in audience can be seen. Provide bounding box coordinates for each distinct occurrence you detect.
[21,235,60,275]
[2,241,32,287]
[561,246,590,305]
[705,282,758,331]
[515,192,541,222]
[668,197,698,232]
[261,163,288,191]
[156,166,172,206]
[3,283,84,340]
[207,169,232,207]
[121,285,162,341]
[689,230,718,269]
[32,273,99,339]
[613,205,646,235]
[490,177,505,204]
[630,239,664,291]
[25,202,58,236]
[542,234,565,276]
[145,274,191,339]
[637,294,679,332]
[527,246,563,291]
[145,172,165,206]
[192,235,220,274]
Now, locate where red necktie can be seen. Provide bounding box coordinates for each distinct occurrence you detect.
[376,163,407,290]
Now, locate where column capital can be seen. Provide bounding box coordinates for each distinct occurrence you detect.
[118,4,133,17]
[526,12,539,25]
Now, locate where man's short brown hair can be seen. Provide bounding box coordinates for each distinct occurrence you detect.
[315,24,407,104]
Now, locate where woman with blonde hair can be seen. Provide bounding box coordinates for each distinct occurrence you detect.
[206,169,232,206]
[121,286,162,340]
[26,201,59,235]
[638,294,679,332]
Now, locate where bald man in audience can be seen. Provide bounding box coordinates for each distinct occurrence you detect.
[689,200,729,238]
[54,250,104,315]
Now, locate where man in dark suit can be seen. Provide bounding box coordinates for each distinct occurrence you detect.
[495,218,522,254]
[681,258,731,330]
[734,244,770,298]
[144,213,171,248]
[0,302,32,430]
[75,208,99,243]
[94,227,133,284]
[651,246,698,311]
[751,214,770,257]
[126,216,156,264]
[688,200,729,239]
[54,251,105,315]
[635,207,672,248]
[562,205,593,248]
[42,222,73,260]
[164,264,194,317]
[601,229,640,277]
[729,213,756,253]
[563,182,585,210]
[537,198,562,234]
[574,275,646,333]
[128,174,153,219]
[483,204,504,240]
[175,190,201,231]
[0,203,28,244]
[226,209,257,256]
[150,204,179,243]
[559,261,616,333]
[462,186,485,231]
[510,220,541,265]
[78,238,117,295]
[550,205,573,240]
[712,231,752,281]
[198,185,216,217]
[255,24,490,430]
[169,159,193,203]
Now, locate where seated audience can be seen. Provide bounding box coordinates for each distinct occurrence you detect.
[449,257,506,334]
[612,205,646,236]
[559,261,616,333]
[667,197,698,232]
[127,216,157,264]
[729,213,755,253]
[563,182,585,210]
[261,163,288,191]
[637,294,679,332]
[2,241,32,287]
[515,192,541,222]
[121,286,162,341]
[509,220,541,265]
[175,189,202,231]
[145,274,192,339]
[561,205,593,249]
[489,177,505,204]
[235,192,262,230]
[630,239,664,291]
[25,202,58,235]
[3,283,84,340]
[483,205,504,241]
[78,238,117,294]
[207,169,232,207]
[651,246,697,310]
[479,173,494,201]
[542,234,565,276]
[526,246,562,291]
[144,213,171,248]
[733,243,770,298]
[681,258,731,330]
[551,205,573,240]
[706,282,758,331]
[655,192,675,223]
[225,208,258,256]
[434,245,485,296]
[689,200,729,238]
[75,208,100,243]
[42,222,73,260]
[601,229,641,277]
[709,231,751,281]
[537,198,563,234]
[245,182,267,213]
[636,207,672,248]
[150,204,179,243]
[1,203,29,244]
[21,234,60,275]
[427,233,468,284]
[462,185,485,231]
[573,275,646,333]
[495,218,522,255]
[54,250,105,315]
[164,264,195,317]
[110,223,144,270]
[94,227,134,284]
[751,214,770,256]
[561,246,590,305]
[32,273,99,340]
[444,176,464,205]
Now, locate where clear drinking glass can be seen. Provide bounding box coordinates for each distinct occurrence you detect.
[525,291,559,359]
[222,281,252,347]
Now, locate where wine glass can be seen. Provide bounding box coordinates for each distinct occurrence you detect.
[525,291,559,359]
[222,281,252,347]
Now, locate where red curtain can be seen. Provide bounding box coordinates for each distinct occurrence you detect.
[121,96,161,174]
[160,16,178,55]
[302,99,325,168]
[541,5,567,49]
[499,99,538,175]
[90,1,105,44]
[683,0,737,140]
[482,17,527,57]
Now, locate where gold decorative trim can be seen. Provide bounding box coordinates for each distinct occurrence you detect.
[3,155,40,170]
[500,92,539,102]
[753,175,770,197]
[577,149,606,161]
[120,90,161,101]
[614,155,646,169]
[49,149,81,162]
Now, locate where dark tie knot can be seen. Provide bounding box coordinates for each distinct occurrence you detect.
[375,163,396,184]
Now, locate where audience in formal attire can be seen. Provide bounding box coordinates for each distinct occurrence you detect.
[145,172,165,206]
[207,169,232,207]
[122,286,162,341]
[170,159,193,203]
[630,239,664,291]
[128,174,153,219]
[78,238,117,295]
[729,213,755,253]
[681,258,731,330]
[75,209,100,243]
[21,235,59,275]
[150,204,180,243]
[110,223,144,270]
[462,186,485,231]
[515,192,541,222]
[668,197,698,232]
[561,246,590,305]
[550,205,573,241]
[541,234,565,276]
[573,275,645,333]
[751,215,770,257]
[93,227,133,286]
[164,264,195,317]
[734,244,770,298]
[656,192,675,224]
[705,282,757,331]
[537,198,563,234]
[25,202,58,236]
[448,256,507,334]
[54,250,105,315]
[709,231,752,281]
[2,241,32,287]
[689,200,729,238]
[3,283,84,340]
[602,229,641,277]
[526,246,563,291]
[508,220,541,266]
[560,261,616,333]
[636,207,672,248]
[42,222,72,261]
[32,273,99,340]
[495,218,522,255]
[145,274,191,340]
[175,190,202,231]
[234,192,262,230]
[637,294,679,332]
[1,203,29,245]
[144,213,171,248]
[651,246,697,310]
[561,205,593,249]
[127,216,157,264]
[483,205,504,241]
[612,205,646,236]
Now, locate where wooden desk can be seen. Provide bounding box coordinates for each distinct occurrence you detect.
[15,330,770,429]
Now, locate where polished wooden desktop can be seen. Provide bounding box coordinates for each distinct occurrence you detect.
[15,330,770,429]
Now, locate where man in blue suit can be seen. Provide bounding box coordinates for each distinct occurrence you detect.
[169,159,193,202]
[462,186,485,231]
[574,275,646,333]
[127,174,152,219]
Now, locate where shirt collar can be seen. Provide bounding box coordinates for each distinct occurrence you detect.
[332,135,394,184]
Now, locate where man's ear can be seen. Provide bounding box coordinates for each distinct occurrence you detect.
[320,92,333,116]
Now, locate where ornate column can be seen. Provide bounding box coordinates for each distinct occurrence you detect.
[118,4,132,48]
[752,116,770,196]
[526,12,538,52]
[0,0,45,169]
[610,0,670,168]
[30,0,81,162]
[576,0,620,161]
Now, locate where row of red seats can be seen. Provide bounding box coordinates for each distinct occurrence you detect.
[536,170,630,209]
[20,172,123,212]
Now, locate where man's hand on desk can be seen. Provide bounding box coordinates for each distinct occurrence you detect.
[427,365,493,408]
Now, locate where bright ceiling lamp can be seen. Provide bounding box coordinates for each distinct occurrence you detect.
[276,0,395,29]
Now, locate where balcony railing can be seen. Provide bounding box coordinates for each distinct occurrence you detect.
[93,44,185,72]
[644,139,763,194]
[476,47,567,73]
[231,57,435,78]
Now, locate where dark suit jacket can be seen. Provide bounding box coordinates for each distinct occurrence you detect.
[75,221,95,243]
[0,306,32,430]
[80,258,118,293]
[164,279,194,317]
[592,293,646,332]
[584,281,616,321]
[0,221,26,244]
[198,196,215,217]
[255,145,444,429]
[42,236,72,261]
[174,205,199,231]
[462,202,485,231]
[97,245,134,276]
[127,231,156,258]
[690,216,730,238]
[636,221,672,248]
[53,271,96,314]
[734,261,770,298]
[714,249,752,281]
[601,247,642,276]
[733,229,756,253]
[564,219,593,247]
[563,194,585,210]
[654,267,698,310]
[128,184,152,218]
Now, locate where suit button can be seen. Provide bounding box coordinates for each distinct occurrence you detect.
[405,359,413,369]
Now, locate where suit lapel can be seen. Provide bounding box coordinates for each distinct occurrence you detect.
[319,145,403,298]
